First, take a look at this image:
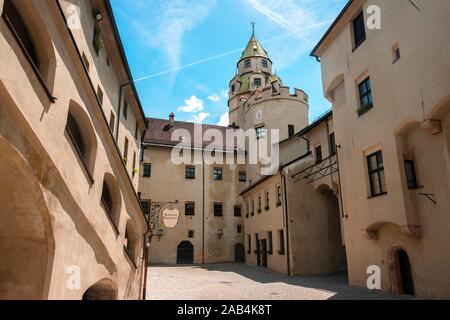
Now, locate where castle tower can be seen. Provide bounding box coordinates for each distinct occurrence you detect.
[228,28,310,182]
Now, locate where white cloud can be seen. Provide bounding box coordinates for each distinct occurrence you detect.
[119,0,216,84]
[190,112,210,123]
[178,96,204,113]
[207,94,221,102]
[217,112,229,127]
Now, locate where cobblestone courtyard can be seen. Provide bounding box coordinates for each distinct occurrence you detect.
[146,263,413,300]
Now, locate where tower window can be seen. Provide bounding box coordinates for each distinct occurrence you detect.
[262,59,268,68]
[231,84,236,94]
[255,126,267,139]
[244,59,251,68]
[185,202,195,216]
[288,125,295,138]
[254,78,262,87]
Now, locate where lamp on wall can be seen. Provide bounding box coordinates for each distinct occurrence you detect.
[94,11,103,21]
[156,229,165,241]
[216,229,224,240]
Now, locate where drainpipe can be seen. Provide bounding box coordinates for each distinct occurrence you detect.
[117,83,131,142]
[202,149,205,264]
[141,228,151,300]
[281,171,291,276]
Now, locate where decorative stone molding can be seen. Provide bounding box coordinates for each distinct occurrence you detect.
[401,225,423,239]
[421,119,442,135]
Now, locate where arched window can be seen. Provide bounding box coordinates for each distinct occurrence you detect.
[66,101,98,182]
[124,220,138,265]
[101,173,122,233]
[2,0,57,101]
[3,0,39,68]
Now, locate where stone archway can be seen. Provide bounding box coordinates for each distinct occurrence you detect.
[82,279,118,300]
[0,137,54,300]
[388,245,415,296]
[177,241,194,265]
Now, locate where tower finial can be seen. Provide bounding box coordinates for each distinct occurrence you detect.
[251,22,255,35]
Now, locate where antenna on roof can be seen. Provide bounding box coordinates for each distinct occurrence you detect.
[251,22,255,35]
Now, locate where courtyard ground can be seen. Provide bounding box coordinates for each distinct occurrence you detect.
[146,263,413,300]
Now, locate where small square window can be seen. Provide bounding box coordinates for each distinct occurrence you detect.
[315,145,323,163]
[214,203,223,217]
[254,78,262,87]
[188,230,194,238]
[186,166,196,179]
[244,59,251,68]
[239,171,247,182]
[143,163,151,177]
[185,202,195,216]
[234,206,242,217]
[213,168,223,181]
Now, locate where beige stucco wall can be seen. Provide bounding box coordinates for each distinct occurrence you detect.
[316,0,450,298]
[140,146,245,264]
[0,0,147,299]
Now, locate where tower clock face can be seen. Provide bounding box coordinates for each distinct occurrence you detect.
[256,110,263,120]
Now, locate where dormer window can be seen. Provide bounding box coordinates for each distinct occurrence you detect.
[244,59,251,68]
[262,59,268,68]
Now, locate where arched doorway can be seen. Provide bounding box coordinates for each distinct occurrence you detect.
[235,243,245,263]
[0,137,54,300]
[177,241,194,264]
[389,246,415,296]
[82,279,118,300]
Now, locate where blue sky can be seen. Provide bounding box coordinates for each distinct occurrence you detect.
[110,0,348,126]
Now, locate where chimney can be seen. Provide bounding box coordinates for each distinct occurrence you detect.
[169,112,175,127]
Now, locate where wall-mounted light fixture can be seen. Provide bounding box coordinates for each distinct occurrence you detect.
[94,11,103,21]
[156,229,165,241]
[216,229,224,240]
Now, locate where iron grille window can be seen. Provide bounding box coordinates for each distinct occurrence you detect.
[186,166,196,179]
[353,11,366,49]
[185,202,195,216]
[143,163,151,177]
[239,171,247,182]
[315,145,323,163]
[262,59,268,68]
[244,59,251,68]
[358,77,373,113]
[330,133,337,156]
[213,168,223,181]
[405,160,418,189]
[214,203,223,217]
[368,151,387,197]
[234,206,242,217]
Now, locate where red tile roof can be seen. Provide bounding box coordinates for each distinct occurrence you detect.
[143,118,238,151]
